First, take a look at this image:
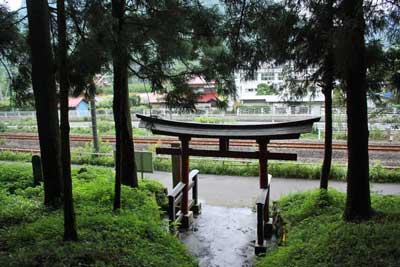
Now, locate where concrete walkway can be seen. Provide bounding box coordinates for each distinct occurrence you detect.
[145,172,400,267]
[145,171,400,208]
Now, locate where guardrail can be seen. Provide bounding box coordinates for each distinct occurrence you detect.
[167,169,200,231]
[255,174,272,255]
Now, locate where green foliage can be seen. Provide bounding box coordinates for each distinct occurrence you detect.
[0,162,195,267]
[256,83,276,95]
[369,128,387,140]
[0,99,12,111]
[256,190,400,267]
[0,162,36,193]
[154,157,400,183]
[97,83,149,95]
[129,94,141,106]
[0,121,6,132]
[193,116,236,124]
[1,151,399,183]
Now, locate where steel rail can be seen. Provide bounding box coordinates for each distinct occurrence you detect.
[0,133,399,152]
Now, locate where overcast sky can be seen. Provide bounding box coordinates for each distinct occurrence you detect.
[0,0,22,11]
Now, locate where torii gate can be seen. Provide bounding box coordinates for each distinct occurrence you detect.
[137,114,320,254]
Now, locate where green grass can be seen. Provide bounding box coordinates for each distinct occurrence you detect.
[193,116,236,124]
[0,162,195,267]
[1,149,399,183]
[154,157,400,183]
[256,189,400,267]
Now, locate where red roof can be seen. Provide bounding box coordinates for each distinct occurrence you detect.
[68,96,86,108]
[187,76,215,86]
[198,93,218,103]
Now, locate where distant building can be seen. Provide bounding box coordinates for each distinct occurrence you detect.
[234,64,323,116]
[138,76,219,108]
[187,77,218,108]
[68,96,89,117]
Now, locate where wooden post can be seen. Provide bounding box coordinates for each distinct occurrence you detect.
[180,136,192,228]
[171,143,181,187]
[32,155,43,186]
[257,139,269,189]
[191,172,201,215]
[168,194,176,231]
[219,137,229,152]
[255,201,266,255]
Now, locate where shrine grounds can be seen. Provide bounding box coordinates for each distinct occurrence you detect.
[1,161,399,267]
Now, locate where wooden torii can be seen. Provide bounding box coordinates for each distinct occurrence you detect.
[137,114,320,253]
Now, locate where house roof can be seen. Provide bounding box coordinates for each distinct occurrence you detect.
[68,96,86,108]
[187,76,214,85]
[198,92,218,103]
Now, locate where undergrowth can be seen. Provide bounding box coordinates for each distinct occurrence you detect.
[0,149,399,183]
[0,162,195,267]
[256,189,400,267]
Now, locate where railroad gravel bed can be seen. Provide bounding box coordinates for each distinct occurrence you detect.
[0,137,399,168]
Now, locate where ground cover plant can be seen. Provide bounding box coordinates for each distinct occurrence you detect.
[154,157,400,183]
[0,162,195,267]
[2,119,396,141]
[0,119,151,136]
[256,189,400,267]
[0,149,399,183]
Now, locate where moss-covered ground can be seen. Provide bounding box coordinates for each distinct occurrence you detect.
[0,162,196,267]
[256,189,400,267]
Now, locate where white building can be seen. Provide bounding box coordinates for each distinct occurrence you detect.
[234,64,324,116]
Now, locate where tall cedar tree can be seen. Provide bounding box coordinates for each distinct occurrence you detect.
[88,81,99,152]
[26,0,63,207]
[112,0,138,210]
[318,0,335,189]
[223,0,336,189]
[340,0,372,220]
[66,1,111,154]
[57,0,78,240]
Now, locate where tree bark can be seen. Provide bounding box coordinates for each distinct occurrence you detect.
[320,49,334,190]
[89,81,99,153]
[319,0,334,190]
[112,0,138,210]
[26,0,63,207]
[57,0,78,241]
[342,0,372,220]
[320,71,333,190]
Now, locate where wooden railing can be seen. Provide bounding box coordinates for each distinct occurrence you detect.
[167,169,200,231]
[255,174,272,255]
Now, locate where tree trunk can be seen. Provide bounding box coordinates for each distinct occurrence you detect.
[26,0,63,207]
[342,0,372,220]
[89,81,99,153]
[319,0,334,190]
[320,52,334,189]
[320,77,333,190]
[112,0,138,210]
[57,0,78,241]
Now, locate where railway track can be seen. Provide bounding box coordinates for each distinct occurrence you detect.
[1,133,399,152]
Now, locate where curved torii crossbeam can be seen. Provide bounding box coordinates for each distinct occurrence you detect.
[136,114,320,254]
